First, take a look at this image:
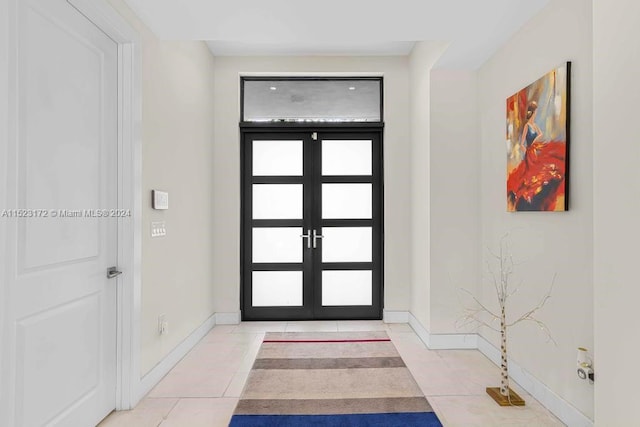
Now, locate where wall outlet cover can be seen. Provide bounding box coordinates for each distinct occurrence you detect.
[151,221,166,238]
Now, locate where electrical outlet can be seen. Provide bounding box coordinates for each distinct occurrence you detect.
[158,315,168,335]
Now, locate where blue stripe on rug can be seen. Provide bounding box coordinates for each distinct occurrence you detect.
[228,412,443,427]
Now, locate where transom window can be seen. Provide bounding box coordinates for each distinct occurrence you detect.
[241,77,383,123]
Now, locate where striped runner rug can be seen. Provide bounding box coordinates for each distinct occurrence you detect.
[229,331,442,427]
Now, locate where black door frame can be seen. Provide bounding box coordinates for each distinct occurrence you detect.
[240,123,384,321]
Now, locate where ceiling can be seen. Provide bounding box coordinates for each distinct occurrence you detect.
[122,0,550,69]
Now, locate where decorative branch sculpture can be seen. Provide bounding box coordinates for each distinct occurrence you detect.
[457,233,555,406]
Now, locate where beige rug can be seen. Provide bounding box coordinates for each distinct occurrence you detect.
[229,331,442,426]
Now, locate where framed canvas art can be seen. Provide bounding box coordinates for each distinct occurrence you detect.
[506,62,570,211]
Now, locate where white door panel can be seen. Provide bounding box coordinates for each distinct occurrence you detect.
[16,294,102,427]
[2,0,119,425]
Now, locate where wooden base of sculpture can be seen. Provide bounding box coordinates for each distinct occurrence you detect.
[486,387,525,406]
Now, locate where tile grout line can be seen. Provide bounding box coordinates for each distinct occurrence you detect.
[157,397,181,426]
[221,336,262,397]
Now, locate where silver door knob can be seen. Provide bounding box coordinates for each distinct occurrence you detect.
[107,266,122,279]
[313,229,324,248]
[300,229,311,249]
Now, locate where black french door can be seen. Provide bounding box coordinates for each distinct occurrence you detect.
[241,127,383,320]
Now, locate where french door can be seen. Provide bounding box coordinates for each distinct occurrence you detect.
[241,128,383,320]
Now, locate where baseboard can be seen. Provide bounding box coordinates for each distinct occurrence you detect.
[407,312,431,346]
[408,312,592,427]
[476,336,593,427]
[383,310,409,323]
[407,312,477,349]
[137,313,217,400]
[215,311,241,325]
[428,332,478,349]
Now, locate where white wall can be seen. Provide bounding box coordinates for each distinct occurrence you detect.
[477,0,593,419]
[0,0,9,407]
[211,56,411,315]
[429,69,481,333]
[407,42,449,329]
[108,0,217,375]
[408,43,480,335]
[593,0,640,423]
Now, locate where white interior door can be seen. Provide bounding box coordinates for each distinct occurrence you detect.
[1,0,118,425]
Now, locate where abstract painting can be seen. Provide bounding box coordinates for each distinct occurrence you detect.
[506,62,570,211]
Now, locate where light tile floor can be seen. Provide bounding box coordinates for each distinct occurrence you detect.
[99,321,564,427]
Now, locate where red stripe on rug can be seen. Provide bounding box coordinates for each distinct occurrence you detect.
[262,339,392,343]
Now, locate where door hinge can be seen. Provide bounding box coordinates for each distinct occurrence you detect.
[311,132,318,141]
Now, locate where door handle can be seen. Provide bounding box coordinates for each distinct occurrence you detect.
[313,229,324,249]
[300,229,311,249]
[107,266,123,279]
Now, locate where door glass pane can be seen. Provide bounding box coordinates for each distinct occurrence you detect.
[243,79,381,122]
[253,227,302,263]
[322,140,371,176]
[253,184,302,219]
[322,227,372,263]
[322,184,372,219]
[253,140,303,176]
[252,271,303,307]
[322,271,372,306]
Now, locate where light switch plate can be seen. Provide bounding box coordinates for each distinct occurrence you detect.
[152,190,169,210]
[151,221,166,238]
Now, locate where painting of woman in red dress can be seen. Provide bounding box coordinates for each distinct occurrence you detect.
[506,63,570,211]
